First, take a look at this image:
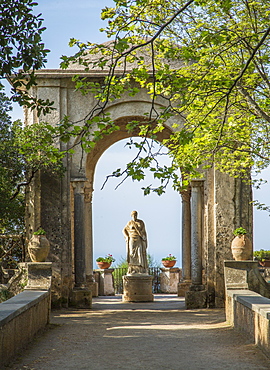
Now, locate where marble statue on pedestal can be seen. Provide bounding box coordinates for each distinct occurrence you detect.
[123,211,148,274]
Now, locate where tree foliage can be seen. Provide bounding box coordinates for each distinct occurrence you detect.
[0,92,65,233]
[61,0,270,193]
[0,1,68,232]
[0,92,24,232]
[0,0,52,113]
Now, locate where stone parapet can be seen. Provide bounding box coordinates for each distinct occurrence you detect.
[0,290,50,367]
[226,289,270,358]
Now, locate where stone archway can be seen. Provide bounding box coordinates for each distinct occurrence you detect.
[24,68,253,308]
[70,115,208,306]
[70,115,183,289]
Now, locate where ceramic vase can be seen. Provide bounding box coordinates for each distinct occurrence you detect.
[231,235,252,261]
[28,235,50,262]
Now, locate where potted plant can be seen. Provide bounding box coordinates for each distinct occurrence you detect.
[28,228,50,262]
[96,254,115,269]
[253,250,270,267]
[162,254,177,268]
[231,227,252,261]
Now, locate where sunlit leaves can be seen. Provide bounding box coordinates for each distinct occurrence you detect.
[58,0,270,193]
[0,0,53,111]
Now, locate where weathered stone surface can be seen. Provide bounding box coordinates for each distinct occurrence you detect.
[226,289,270,358]
[185,289,207,309]
[122,274,153,302]
[94,269,115,296]
[20,262,52,290]
[160,267,181,293]
[70,288,92,308]
[0,290,50,367]
[178,281,191,297]
[224,260,270,301]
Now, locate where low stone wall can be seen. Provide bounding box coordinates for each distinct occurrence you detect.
[226,289,270,357]
[0,289,51,368]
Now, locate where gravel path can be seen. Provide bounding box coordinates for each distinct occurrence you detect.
[7,295,270,370]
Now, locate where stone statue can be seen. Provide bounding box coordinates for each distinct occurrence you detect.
[123,211,148,274]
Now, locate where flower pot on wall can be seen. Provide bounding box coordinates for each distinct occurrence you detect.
[162,260,176,268]
[28,235,50,262]
[231,235,252,261]
[97,262,111,269]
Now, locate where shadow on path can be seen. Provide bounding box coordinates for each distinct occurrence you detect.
[7,294,270,370]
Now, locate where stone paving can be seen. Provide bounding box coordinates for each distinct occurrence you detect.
[7,295,270,370]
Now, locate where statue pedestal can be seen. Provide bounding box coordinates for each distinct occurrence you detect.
[94,269,115,296]
[160,267,181,293]
[122,274,154,302]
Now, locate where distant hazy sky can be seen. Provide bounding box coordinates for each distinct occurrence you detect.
[6,0,270,265]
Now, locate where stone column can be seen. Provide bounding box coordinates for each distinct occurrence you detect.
[84,182,98,296]
[185,180,207,308]
[70,179,91,308]
[190,180,203,286]
[72,179,86,287]
[178,187,192,296]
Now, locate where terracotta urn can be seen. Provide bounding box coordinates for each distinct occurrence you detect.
[28,235,50,262]
[231,235,252,261]
[162,260,176,268]
[97,262,111,269]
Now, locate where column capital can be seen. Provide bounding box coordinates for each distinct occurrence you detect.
[71,178,87,194]
[190,179,204,188]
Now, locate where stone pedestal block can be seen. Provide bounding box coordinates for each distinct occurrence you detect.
[94,269,115,296]
[224,260,257,290]
[185,285,207,309]
[70,288,92,308]
[122,274,154,302]
[178,281,192,297]
[19,262,52,290]
[160,267,181,293]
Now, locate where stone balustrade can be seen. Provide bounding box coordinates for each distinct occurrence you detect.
[0,290,51,367]
[226,289,270,357]
[224,260,270,358]
[0,262,52,367]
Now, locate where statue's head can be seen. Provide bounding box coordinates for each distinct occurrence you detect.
[131,210,138,220]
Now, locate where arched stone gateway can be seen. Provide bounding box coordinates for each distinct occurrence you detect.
[24,67,252,309]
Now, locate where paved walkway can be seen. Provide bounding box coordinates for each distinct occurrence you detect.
[8,295,270,370]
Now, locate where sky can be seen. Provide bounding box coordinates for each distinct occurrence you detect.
[5,0,270,266]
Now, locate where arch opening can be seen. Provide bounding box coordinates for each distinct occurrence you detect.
[92,137,182,267]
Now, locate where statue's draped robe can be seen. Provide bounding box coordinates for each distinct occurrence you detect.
[123,219,148,273]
